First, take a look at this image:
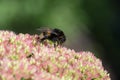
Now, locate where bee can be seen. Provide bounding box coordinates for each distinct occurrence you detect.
[37,27,66,47]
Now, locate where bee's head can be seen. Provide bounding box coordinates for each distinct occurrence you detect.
[53,28,66,43]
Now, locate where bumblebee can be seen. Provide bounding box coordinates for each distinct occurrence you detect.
[37,28,66,47]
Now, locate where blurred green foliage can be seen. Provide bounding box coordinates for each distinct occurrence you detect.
[0,0,120,79]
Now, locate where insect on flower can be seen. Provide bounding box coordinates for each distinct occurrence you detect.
[36,27,66,47]
[26,53,34,58]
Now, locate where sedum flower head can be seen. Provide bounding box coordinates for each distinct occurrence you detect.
[0,31,111,80]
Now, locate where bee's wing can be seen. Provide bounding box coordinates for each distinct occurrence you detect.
[36,27,52,33]
[36,27,57,35]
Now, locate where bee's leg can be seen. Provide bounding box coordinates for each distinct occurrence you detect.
[54,41,58,47]
[53,39,60,47]
[40,38,45,42]
[40,36,48,42]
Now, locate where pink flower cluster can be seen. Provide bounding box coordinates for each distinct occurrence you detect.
[0,31,111,80]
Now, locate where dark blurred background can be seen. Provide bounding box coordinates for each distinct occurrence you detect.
[0,0,119,80]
